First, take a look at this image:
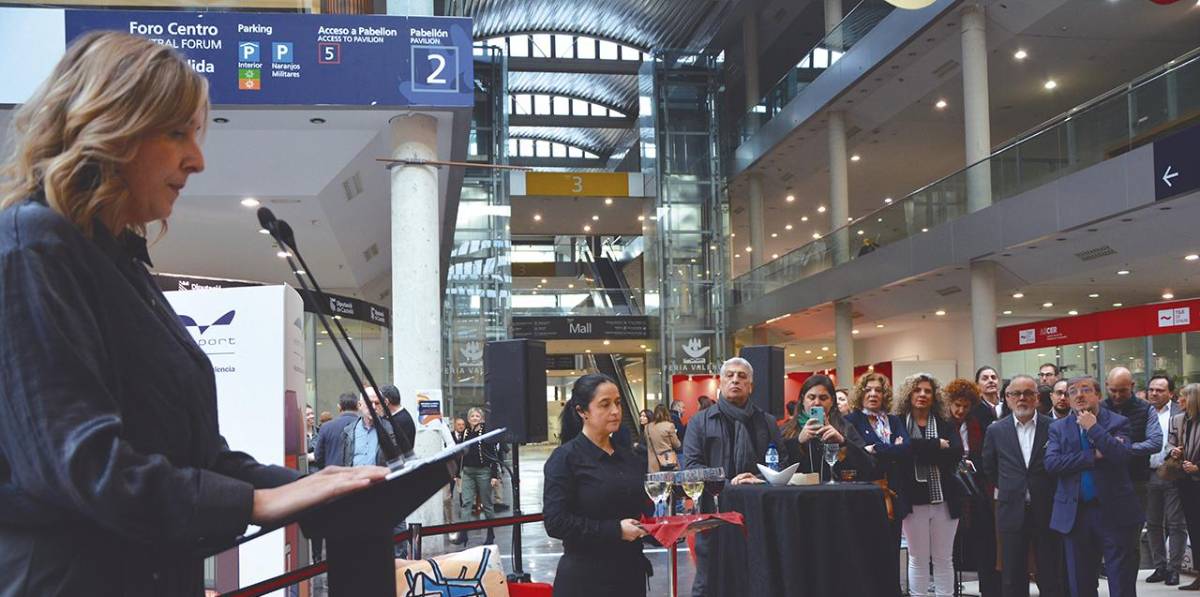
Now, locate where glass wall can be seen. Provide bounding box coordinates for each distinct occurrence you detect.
[1001,331,1200,389]
[305,315,392,419]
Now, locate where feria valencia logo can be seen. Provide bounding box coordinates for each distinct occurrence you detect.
[460,341,484,364]
[682,337,711,359]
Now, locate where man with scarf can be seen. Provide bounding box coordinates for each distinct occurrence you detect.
[684,357,788,597]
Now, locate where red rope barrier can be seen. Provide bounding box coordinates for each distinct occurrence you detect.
[221,513,544,597]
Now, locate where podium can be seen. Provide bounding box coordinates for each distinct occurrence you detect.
[204,429,505,596]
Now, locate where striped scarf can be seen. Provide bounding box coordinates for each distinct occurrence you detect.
[907,415,944,504]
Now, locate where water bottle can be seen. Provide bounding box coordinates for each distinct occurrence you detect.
[766,443,780,472]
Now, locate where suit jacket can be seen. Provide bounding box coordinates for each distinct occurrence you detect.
[387,407,417,455]
[1102,396,1162,482]
[682,402,788,477]
[314,412,359,469]
[1167,413,1200,481]
[980,414,1055,533]
[845,411,913,519]
[1148,401,1182,469]
[1044,409,1145,534]
[340,418,395,467]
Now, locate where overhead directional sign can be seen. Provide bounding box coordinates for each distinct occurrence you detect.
[509,172,649,197]
[1153,122,1200,201]
[0,7,473,108]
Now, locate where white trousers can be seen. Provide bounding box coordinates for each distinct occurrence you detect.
[902,502,959,597]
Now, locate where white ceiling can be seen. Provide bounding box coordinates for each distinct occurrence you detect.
[0,107,460,297]
[727,0,1200,277]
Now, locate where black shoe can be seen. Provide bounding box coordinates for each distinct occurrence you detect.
[1180,577,1200,591]
[484,531,496,545]
[1150,569,1168,583]
[1167,571,1181,586]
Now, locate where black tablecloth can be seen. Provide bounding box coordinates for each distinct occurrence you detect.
[708,483,898,596]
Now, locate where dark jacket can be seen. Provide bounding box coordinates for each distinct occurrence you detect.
[845,411,913,519]
[1102,396,1162,482]
[314,411,359,469]
[782,420,874,480]
[387,407,417,455]
[340,418,395,467]
[1045,409,1145,534]
[980,414,1055,533]
[682,401,788,478]
[461,424,501,478]
[0,199,299,596]
[896,414,964,519]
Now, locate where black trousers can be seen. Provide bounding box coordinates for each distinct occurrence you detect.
[1179,478,1200,572]
[999,505,1065,597]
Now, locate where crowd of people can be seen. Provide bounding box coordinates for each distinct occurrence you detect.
[542,358,1200,597]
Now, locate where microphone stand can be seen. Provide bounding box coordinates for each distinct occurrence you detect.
[259,208,412,467]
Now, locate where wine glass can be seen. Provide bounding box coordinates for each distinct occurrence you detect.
[702,467,726,512]
[823,444,840,485]
[681,470,705,515]
[644,472,670,517]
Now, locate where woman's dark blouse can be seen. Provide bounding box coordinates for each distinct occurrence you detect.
[0,200,299,596]
[543,433,650,592]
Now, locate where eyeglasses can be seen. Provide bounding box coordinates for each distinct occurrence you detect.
[1037,372,1056,377]
[1005,390,1038,399]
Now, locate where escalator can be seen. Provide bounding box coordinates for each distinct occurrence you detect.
[579,239,642,315]
[591,353,643,446]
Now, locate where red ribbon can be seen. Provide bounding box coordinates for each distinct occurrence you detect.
[638,512,745,549]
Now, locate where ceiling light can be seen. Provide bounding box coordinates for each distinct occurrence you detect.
[816,355,823,360]
[821,346,829,351]
[1012,292,1024,298]
[1163,292,1175,300]
[258,228,270,234]
[876,323,885,329]
[1002,310,1013,315]
[852,329,860,334]
[1088,293,1100,298]
[800,216,808,222]
[850,154,861,162]
[241,198,260,208]
[639,344,646,349]
[817,205,827,213]
[745,246,753,252]
[602,340,611,345]
[276,251,290,259]
[533,213,542,221]
[1068,310,1079,315]
[1043,79,1058,90]
[884,197,893,204]
[790,353,797,357]
[1014,49,1028,60]
[785,224,794,230]
[638,215,645,221]
[1186,254,1199,261]
[583,224,591,232]
[857,230,864,235]
[735,254,741,258]
[772,253,779,259]
[1116,269,1130,275]
[771,232,778,238]
[568,283,574,288]
[935,310,946,316]
[604,198,613,205]
[731,232,736,237]
[847,217,854,222]
[921,227,928,232]
[540,278,547,284]
[585,349,591,353]
[591,215,599,221]
[1042,302,1054,308]
[786,195,795,202]
[935,99,948,109]
[812,232,821,239]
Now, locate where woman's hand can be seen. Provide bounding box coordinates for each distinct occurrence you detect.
[938,439,951,450]
[491,478,501,489]
[1183,461,1199,475]
[620,518,648,541]
[894,436,905,446]
[798,421,820,444]
[1170,447,1183,460]
[731,472,764,485]
[251,465,388,526]
[818,425,844,445]
[865,444,877,455]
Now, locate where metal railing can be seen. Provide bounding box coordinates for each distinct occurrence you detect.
[730,47,1200,306]
[510,287,647,317]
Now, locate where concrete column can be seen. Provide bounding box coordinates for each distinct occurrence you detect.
[825,0,844,50]
[828,110,850,265]
[742,11,760,112]
[748,173,766,269]
[970,260,998,373]
[388,113,446,537]
[961,2,992,213]
[834,299,855,387]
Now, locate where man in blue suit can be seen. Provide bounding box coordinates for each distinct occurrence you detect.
[313,392,361,470]
[1045,375,1145,597]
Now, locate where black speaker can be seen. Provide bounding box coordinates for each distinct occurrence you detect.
[740,345,785,418]
[484,339,548,443]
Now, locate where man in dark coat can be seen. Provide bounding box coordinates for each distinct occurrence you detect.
[314,393,361,470]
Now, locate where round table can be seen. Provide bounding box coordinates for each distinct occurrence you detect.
[705,483,898,596]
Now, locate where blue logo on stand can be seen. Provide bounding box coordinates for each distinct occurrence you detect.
[272,42,294,63]
[179,310,237,335]
[238,41,260,62]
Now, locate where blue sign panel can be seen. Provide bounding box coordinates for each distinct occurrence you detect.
[63,10,473,108]
[1153,122,1200,202]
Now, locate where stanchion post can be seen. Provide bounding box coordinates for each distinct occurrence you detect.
[668,475,677,597]
[409,523,423,560]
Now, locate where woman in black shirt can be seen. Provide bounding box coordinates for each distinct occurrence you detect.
[543,373,651,596]
[780,374,874,480]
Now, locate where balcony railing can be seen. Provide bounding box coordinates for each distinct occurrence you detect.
[510,287,648,317]
[730,48,1200,306]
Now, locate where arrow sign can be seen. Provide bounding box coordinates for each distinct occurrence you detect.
[1163,165,1179,187]
[1153,122,1200,201]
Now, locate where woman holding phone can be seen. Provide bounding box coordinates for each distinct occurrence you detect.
[780,375,873,479]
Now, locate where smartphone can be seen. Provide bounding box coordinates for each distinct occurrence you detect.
[807,406,825,426]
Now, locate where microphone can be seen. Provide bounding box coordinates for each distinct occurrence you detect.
[256,212,413,466]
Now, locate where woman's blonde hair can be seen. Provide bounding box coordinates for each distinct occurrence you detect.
[1180,383,1200,421]
[0,31,208,237]
[893,372,949,420]
[850,371,893,412]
